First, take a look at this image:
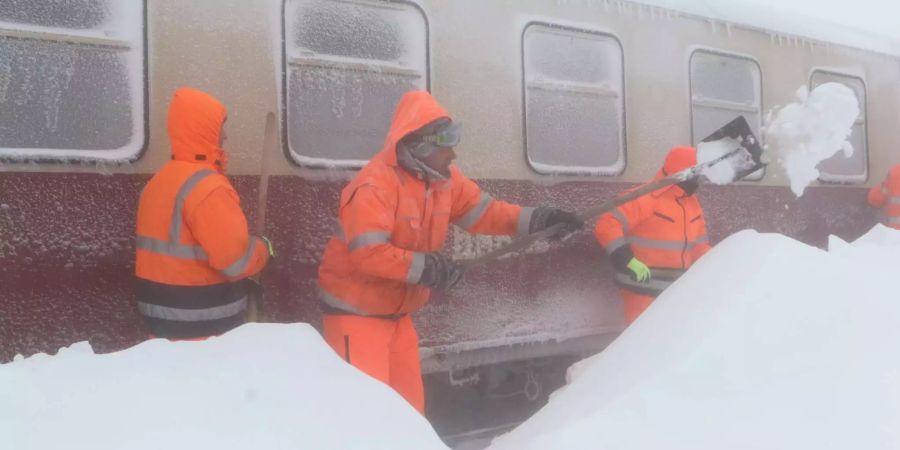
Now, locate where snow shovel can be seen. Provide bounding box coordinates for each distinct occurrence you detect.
[247,112,278,322]
[458,115,764,269]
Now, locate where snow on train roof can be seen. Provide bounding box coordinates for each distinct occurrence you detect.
[627,0,900,56]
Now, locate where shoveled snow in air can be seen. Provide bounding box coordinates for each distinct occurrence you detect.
[489,226,900,450]
[0,323,448,450]
[765,82,859,197]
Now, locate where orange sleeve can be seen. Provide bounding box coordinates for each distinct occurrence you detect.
[187,186,269,280]
[340,184,424,284]
[594,192,654,254]
[869,182,887,208]
[449,167,528,237]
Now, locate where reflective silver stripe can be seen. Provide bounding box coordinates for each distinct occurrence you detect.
[882,184,889,195]
[331,218,346,242]
[135,236,208,260]
[605,237,628,253]
[455,193,493,231]
[221,236,261,278]
[889,196,900,205]
[407,252,426,284]
[137,297,247,322]
[170,170,216,244]
[614,272,674,291]
[319,289,372,316]
[611,209,629,233]
[517,206,535,237]
[687,235,709,250]
[629,236,687,251]
[348,231,391,251]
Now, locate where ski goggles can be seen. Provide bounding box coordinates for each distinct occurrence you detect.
[420,121,462,148]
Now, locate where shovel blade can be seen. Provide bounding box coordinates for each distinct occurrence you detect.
[700,115,765,180]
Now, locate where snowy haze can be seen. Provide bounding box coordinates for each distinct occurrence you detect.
[631,0,900,55]
[489,226,900,450]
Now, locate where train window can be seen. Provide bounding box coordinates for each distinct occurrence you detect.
[284,0,428,168]
[810,70,868,183]
[0,0,146,162]
[523,23,625,176]
[690,50,763,180]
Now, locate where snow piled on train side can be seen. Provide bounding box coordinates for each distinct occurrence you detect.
[0,324,448,450]
[764,82,859,197]
[490,226,900,450]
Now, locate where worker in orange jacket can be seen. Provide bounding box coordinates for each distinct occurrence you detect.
[595,146,711,325]
[135,87,272,339]
[867,165,900,229]
[318,90,582,414]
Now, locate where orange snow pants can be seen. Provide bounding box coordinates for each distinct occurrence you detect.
[322,314,425,414]
[621,290,656,325]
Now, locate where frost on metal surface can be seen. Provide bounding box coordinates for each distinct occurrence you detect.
[524,23,625,176]
[0,0,107,29]
[284,0,427,168]
[0,0,145,161]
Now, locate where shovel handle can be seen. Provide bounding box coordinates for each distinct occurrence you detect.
[458,147,757,270]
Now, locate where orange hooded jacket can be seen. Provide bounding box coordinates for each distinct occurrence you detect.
[868,164,900,229]
[134,87,269,338]
[318,91,531,316]
[595,146,711,297]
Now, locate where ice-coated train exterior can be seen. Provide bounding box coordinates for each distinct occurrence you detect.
[1,0,891,373]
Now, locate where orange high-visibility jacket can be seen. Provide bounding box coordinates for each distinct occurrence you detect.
[868,165,900,230]
[595,147,711,297]
[134,87,269,338]
[318,91,532,316]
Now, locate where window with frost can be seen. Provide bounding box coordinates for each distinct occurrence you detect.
[284,0,428,168]
[523,24,625,176]
[810,70,867,183]
[690,50,763,180]
[0,0,147,161]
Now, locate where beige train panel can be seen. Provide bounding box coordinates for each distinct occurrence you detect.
[143,0,282,175]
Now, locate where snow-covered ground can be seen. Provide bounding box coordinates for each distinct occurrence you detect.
[489,225,900,450]
[0,323,448,450]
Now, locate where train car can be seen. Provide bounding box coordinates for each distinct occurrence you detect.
[0,0,893,398]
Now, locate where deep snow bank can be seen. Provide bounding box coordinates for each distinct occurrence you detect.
[0,323,448,450]
[490,228,900,450]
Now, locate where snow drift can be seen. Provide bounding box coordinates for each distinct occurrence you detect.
[0,323,448,450]
[490,227,900,450]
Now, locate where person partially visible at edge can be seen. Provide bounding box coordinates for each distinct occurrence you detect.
[134,87,273,340]
[317,90,582,414]
[867,165,900,229]
[594,146,712,325]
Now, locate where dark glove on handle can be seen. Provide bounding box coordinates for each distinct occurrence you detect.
[529,207,584,237]
[419,253,464,291]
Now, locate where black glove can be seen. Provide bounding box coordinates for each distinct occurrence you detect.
[529,207,583,238]
[418,253,463,291]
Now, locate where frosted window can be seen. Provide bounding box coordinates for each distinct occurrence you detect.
[285,0,427,168]
[0,0,146,161]
[524,24,625,176]
[690,50,763,180]
[810,71,867,183]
